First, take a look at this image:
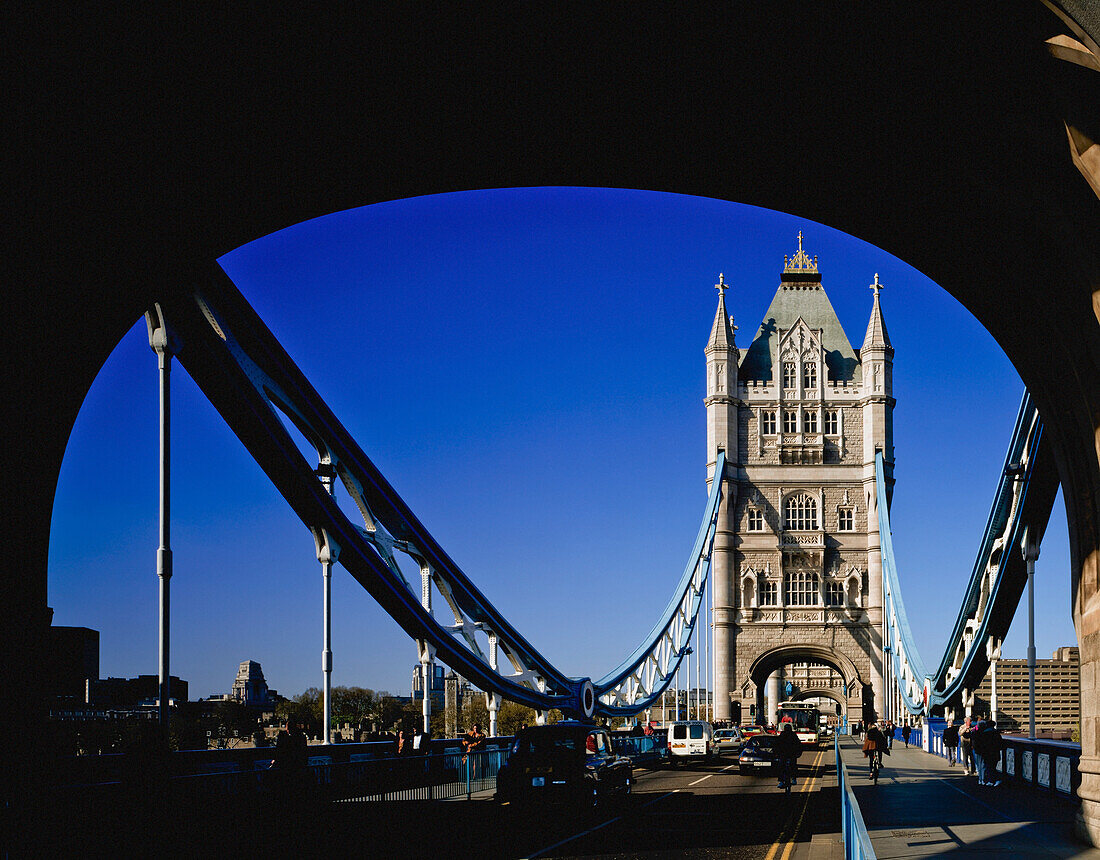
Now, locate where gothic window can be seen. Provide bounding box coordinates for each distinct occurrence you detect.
[838,508,854,531]
[760,580,778,606]
[783,410,798,433]
[785,571,820,606]
[783,362,796,389]
[747,508,764,531]
[784,493,818,531]
[826,581,845,606]
[802,362,817,389]
[760,410,777,435]
[824,410,839,435]
[803,410,818,433]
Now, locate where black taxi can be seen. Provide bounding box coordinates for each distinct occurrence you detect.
[495,722,633,811]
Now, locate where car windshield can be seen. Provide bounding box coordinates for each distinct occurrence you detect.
[512,729,582,755]
[748,736,775,751]
[689,725,704,739]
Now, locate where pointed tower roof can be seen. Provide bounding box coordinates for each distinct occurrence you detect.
[707,272,737,351]
[861,273,893,352]
[739,234,860,383]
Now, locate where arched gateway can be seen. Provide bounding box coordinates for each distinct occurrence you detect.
[707,237,889,725]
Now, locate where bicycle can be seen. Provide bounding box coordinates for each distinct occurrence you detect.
[777,757,797,793]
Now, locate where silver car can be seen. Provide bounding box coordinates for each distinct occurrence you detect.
[712,727,744,756]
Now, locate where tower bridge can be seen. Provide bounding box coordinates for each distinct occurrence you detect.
[707,237,889,728]
[12,1,1100,851]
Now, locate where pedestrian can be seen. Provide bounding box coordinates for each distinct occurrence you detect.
[976,718,1003,786]
[902,723,912,748]
[272,716,308,795]
[396,729,409,755]
[971,715,990,783]
[942,719,959,766]
[462,723,486,778]
[959,716,975,775]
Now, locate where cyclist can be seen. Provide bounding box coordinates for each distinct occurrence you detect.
[862,722,888,779]
[774,723,803,790]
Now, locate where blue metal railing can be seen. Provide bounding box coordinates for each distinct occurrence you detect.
[836,733,876,860]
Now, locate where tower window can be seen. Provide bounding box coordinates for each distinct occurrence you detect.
[783,410,798,433]
[785,571,820,606]
[826,581,845,607]
[838,508,854,531]
[783,362,796,389]
[803,410,818,433]
[802,362,817,389]
[824,410,839,435]
[760,580,778,606]
[747,509,764,531]
[760,410,777,435]
[784,493,818,531]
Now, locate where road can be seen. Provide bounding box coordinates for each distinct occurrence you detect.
[50,746,841,857]
[326,745,840,858]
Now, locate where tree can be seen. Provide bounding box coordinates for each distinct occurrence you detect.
[332,686,378,729]
[497,700,537,735]
[461,694,488,733]
[376,693,407,731]
[276,688,322,738]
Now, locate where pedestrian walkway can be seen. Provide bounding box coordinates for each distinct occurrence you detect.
[837,735,1100,858]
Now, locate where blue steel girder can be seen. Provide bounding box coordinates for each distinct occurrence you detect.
[929,393,1058,710]
[159,272,722,720]
[876,451,929,716]
[873,392,1059,718]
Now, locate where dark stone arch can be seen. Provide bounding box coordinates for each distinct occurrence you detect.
[9,1,1100,843]
[748,644,864,693]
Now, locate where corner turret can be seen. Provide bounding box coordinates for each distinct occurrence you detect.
[706,273,740,475]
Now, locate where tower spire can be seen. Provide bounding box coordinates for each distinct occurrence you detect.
[708,272,737,350]
[862,273,892,351]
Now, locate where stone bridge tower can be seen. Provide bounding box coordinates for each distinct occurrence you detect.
[709,234,890,725]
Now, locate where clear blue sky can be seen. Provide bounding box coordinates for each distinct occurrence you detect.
[48,187,1074,701]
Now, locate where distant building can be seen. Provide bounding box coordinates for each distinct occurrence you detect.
[974,647,1080,735]
[86,674,188,709]
[411,662,449,710]
[230,660,280,709]
[46,626,99,707]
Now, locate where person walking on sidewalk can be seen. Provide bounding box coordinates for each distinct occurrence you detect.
[959,716,975,775]
[902,723,912,748]
[974,718,1003,786]
[942,720,959,766]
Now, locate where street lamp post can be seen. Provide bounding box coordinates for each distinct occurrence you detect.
[315,459,338,745]
[1022,527,1041,739]
[145,305,176,735]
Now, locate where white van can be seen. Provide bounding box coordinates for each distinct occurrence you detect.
[667,720,713,762]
